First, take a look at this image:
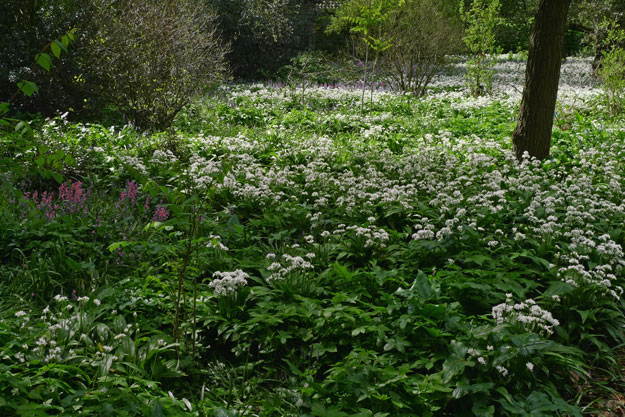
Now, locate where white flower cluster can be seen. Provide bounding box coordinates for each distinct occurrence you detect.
[492,296,560,336]
[150,149,178,165]
[205,234,229,251]
[209,270,249,296]
[118,155,148,176]
[187,154,222,190]
[267,254,314,282]
[333,224,390,248]
[467,347,487,365]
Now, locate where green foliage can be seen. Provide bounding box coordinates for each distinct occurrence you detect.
[281,51,349,99]
[1,29,77,138]
[211,0,318,79]
[572,0,625,64]
[2,57,625,415]
[494,0,537,53]
[460,0,502,96]
[598,19,625,115]
[328,0,404,112]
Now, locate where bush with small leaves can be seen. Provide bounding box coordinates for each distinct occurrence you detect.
[88,0,229,129]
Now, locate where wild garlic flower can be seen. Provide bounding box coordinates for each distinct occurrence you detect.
[267,254,314,282]
[492,298,560,336]
[209,270,249,296]
[205,235,229,251]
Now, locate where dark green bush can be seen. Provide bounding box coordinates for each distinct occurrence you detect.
[0,0,94,117]
[211,0,319,79]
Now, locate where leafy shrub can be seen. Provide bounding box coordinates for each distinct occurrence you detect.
[212,0,318,79]
[598,20,625,115]
[0,0,93,117]
[88,0,229,129]
[460,0,502,96]
[280,51,360,98]
[381,0,463,96]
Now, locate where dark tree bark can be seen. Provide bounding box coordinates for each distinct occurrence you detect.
[512,0,572,161]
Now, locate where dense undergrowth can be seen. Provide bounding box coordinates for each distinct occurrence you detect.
[1,57,625,416]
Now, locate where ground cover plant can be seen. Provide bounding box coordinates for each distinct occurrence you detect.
[1,55,625,416]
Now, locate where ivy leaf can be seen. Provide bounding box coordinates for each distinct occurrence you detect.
[17,80,39,97]
[35,53,52,72]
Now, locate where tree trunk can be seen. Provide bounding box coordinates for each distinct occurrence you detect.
[512,0,572,161]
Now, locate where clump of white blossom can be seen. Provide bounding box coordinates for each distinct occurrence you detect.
[333,224,390,248]
[267,253,315,282]
[492,295,560,336]
[205,234,229,251]
[209,270,249,296]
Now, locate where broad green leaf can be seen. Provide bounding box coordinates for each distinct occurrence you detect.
[441,356,467,383]
[51,41,62,58]
[34,155,45,167]
[413,270,434,300]
[15,121,33,136]
[17,80,39,97]
[67,28,77,42]
[35,53,52,71]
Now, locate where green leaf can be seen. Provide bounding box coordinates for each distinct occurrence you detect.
[15,121,33,136]
[51,41,62,59]
[150,400,165,417]
[0,102,9,116]
[472,400,495,417]
[35,53,52,71]
[412,270,433,300]
[442,357,467,383]
[17,80,39,97]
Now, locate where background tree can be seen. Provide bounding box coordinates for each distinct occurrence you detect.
[512,0,572,161]
[460,0,502,96]
[571,0,625,73]
[88,0,229,129]
[0,0,94,116]
[210,0,319,79]
[327,0,404,112]
[494,0,538,52]
[596,19,625,115]
[381,0,463,96]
